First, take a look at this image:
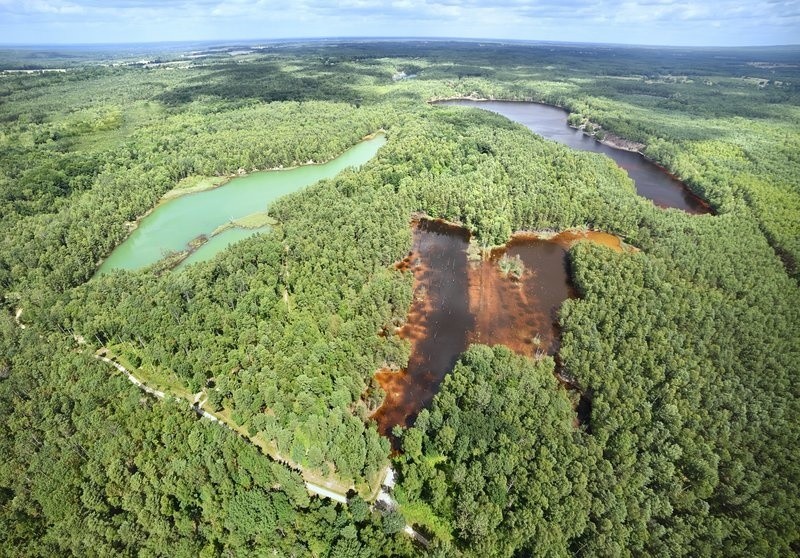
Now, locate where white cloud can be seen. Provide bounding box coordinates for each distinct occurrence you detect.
[25,0,85,13]
[0,0,797,45]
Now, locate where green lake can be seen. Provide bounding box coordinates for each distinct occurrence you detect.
[97,133,386,274]
[175,226,270,269]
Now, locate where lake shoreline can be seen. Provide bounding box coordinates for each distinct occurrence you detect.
[430,96,645,152]
[97,131,386,274]
[432,98,712,213]
[161,129,387,203]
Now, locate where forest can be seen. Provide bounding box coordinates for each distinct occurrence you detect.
[1,40,798,556]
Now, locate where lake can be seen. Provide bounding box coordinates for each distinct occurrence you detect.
[437,100,711,214]
[372,219,625,436]
[373,219,472,436]
[174,225,271,269]
[97,133,386,274]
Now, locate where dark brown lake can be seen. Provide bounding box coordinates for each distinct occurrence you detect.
[372,219,472,436]
[372,220,625,436]
[438,100,711,214]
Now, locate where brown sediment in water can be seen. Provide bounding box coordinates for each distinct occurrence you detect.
[467,237,575,358]
[468,229,634,357]
[372,220,630,437]
[522,229,626,252]
[371,218,472,437]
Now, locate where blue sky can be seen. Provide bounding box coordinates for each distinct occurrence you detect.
[1,0,798,46]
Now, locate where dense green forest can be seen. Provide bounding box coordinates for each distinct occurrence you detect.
[1,40,798,556]
[0,316,413,556]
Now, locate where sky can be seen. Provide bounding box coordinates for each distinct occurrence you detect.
[0,0,798,47]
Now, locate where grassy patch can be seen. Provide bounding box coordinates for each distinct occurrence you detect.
[232,210,278,228]
[211,210,277,235]
[107,342,193,400]
[161,175,228,201]
[393,486,453,543]
[498,253,525,279]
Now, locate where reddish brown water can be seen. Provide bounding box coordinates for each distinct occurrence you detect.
[538,229,626,252]
[438,100,712,215]
[372,222,620,435]
[372,219,472,435]
[469,237,576,358]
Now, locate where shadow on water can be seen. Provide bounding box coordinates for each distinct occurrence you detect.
[576,389,594,434]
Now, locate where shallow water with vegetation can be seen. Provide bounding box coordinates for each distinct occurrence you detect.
[372,220,625,435]
[98,133,386,274]
[4,40,798,557]
[175,226,271,269]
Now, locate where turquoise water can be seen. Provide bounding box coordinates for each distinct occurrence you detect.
[98,133,386,274]
[175,226,271,269]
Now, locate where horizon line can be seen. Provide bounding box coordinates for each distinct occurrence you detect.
[1,36,798,51]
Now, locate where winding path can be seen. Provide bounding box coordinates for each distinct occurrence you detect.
[94,349,427,544]
[94,352,351,502]
[22,312,426,543]
[97,355,166,399]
